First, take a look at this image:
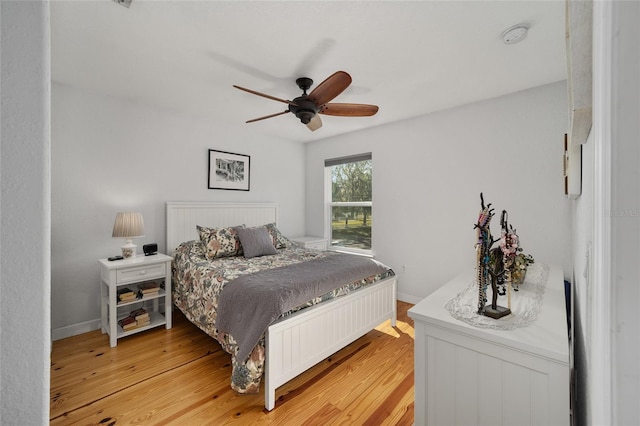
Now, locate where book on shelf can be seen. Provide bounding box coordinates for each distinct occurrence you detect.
[117,287,137,303]
[117,287,135,296]
[118,308,151,331]
[130,307,149,322]
[129,307,147,316]
[134,313,150,322]
[138,281,161,294]
[118,315,137,330]
[136,319,151,328]
[123,320,150,331]
[131,318,151,329]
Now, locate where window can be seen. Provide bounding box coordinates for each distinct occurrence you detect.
[325,153,372,254]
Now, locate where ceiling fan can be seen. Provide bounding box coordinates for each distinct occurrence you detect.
[233,71,378,132]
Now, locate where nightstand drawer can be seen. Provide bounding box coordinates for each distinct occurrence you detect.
[116,263,166,284]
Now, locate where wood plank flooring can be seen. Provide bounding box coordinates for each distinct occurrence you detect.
[50,301,414,425]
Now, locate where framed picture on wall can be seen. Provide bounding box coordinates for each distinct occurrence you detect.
[208,149,250,191]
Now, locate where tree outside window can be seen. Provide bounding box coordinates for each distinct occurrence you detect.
[326,155,372,252]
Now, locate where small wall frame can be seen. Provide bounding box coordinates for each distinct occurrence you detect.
[208,149,250,191]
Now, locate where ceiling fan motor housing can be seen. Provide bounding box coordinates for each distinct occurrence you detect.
[234,71,378,130]
[289,97,319,124]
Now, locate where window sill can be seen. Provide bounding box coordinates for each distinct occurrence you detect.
[328,247,374,258]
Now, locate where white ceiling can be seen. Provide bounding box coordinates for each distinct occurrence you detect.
[51,0,567,143]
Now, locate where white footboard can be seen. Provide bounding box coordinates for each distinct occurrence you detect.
[264,275,397,410]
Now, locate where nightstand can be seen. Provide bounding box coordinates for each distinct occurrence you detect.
[98,253,173,347]
[290,236,327,250]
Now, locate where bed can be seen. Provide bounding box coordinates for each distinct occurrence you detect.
[166,201,397,411]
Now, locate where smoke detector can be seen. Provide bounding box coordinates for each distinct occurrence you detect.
[113,0,132,8]
[501,25,529,45]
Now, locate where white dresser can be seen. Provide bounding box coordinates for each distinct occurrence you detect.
[408,265,570,426]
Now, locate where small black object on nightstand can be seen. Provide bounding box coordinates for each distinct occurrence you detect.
[143,243,158,256]
[108,255,123,261]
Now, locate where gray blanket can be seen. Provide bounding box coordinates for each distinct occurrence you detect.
[215,252,390,362]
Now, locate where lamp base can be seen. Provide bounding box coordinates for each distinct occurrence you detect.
[121,240,137,259]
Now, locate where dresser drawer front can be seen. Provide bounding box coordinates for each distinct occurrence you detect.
[116,263,166,284]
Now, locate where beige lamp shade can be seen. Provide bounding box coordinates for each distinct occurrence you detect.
[112,212,145,258]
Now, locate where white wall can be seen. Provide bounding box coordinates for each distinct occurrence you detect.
[571,130,593,426]
[610,2,640,423]
[51,84,306,337]
[0,1,51,424]
[306,82,570,302]
[572,3,640,424]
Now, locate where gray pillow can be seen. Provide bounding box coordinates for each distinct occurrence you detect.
[236,226,278,258]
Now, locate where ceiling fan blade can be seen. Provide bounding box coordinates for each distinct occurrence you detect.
[307,71,352,106]
[319,103,379,117]
[245,110,290,123]
[306,114,322,131]
[233,85,298,106]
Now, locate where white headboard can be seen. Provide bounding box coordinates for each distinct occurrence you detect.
[166,202,278,253]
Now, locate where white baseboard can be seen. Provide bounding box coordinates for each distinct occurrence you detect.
[51,318,101,341]
[397,291,422,305]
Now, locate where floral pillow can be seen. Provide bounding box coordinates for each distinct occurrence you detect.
[264,223,290,249]
[197,225,244,260]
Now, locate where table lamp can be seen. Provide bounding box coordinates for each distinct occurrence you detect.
[112,212,145,258]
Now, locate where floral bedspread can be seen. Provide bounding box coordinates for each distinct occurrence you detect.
[171,240,395,394]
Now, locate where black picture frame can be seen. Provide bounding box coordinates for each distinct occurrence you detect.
[207,149,250,191]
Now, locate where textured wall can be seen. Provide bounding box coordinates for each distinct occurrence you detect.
[0,1,51,424]
[610,2,640,423]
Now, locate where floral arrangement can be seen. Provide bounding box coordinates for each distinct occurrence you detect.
[499,210,534,289]
[512,253,535,284]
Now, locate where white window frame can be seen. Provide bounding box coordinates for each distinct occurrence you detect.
[324,154,373,256]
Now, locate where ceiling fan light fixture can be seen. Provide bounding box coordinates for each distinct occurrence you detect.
[296,110,315,124]
[501,24,528,45]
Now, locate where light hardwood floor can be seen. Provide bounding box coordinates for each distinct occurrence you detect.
[50,301,415,425]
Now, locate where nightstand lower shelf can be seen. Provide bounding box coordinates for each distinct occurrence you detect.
[117,311,167,339]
